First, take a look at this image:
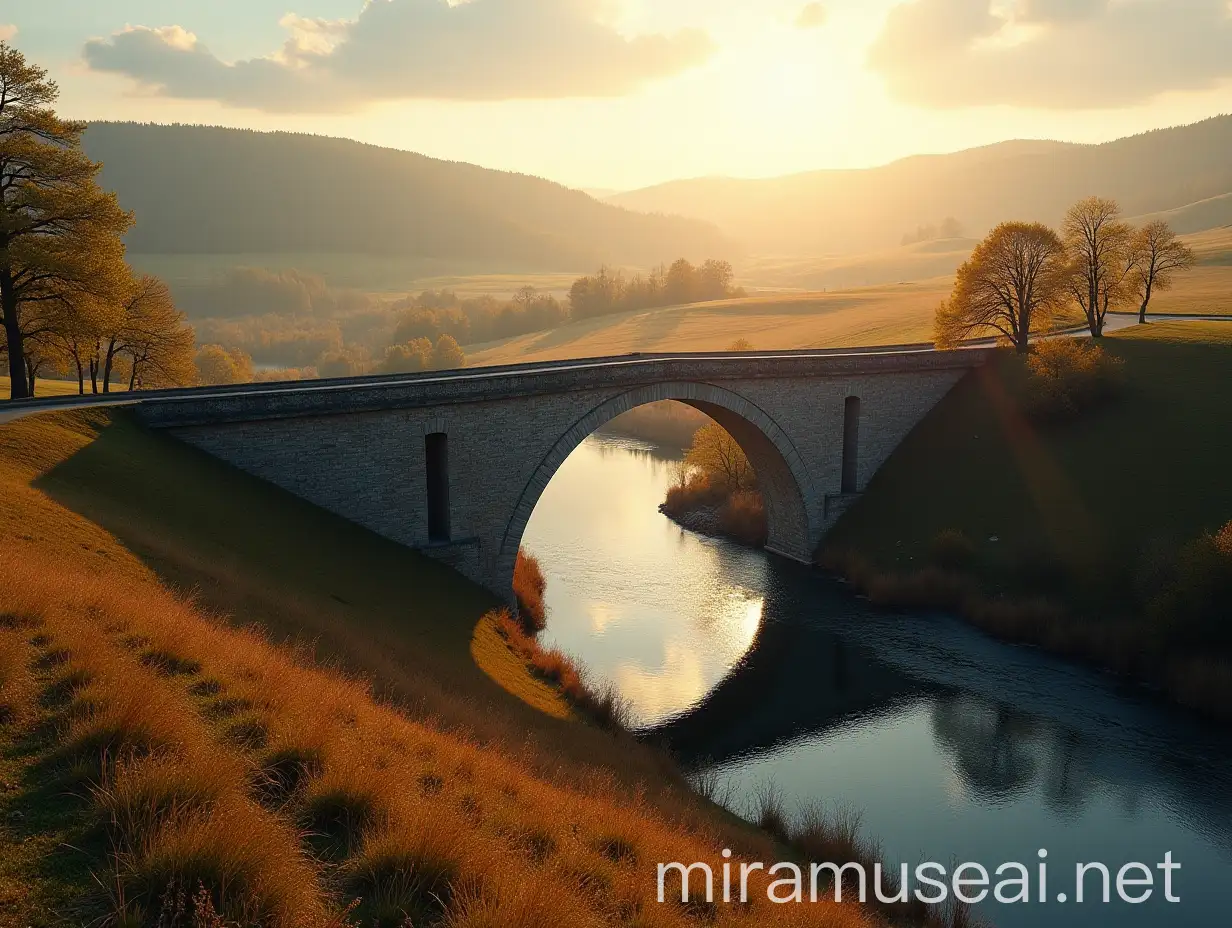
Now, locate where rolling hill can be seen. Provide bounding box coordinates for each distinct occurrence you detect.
[82,123,732,274]
[610,116,1232,255]
[1128,192,1232,235]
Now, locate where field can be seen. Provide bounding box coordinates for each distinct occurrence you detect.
[0,377,86,400]
[466,281,948,366]
[462,227,1232,366]
[823,320,1232,712]
[128,252,583,298]
[0,407,900,926]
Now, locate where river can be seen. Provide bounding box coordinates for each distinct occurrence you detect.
[519,432,1232,928]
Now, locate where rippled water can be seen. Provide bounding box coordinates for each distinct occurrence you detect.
[520,433,1232,928]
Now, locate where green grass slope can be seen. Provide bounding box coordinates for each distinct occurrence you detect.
[823,321,1232,709]
[828,322,1232,575]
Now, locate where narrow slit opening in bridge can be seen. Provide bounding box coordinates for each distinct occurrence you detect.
[425,432,451,543]
[841,396,861,494]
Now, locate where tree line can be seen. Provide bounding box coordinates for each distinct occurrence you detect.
[1,43,195,399]
[388,288,569,348]
[568,258,743,320]
[936,197,1197,352]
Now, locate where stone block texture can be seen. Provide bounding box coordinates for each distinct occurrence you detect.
[143,351,983,597]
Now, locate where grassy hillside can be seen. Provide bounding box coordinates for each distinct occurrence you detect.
[823,321,1232,713]
[464,239,1232,366]
[0,408,890,926]
[0,378,85,400]
[84,123,731,273]
[1128,192,1232,234]
[611,116,1232,254]
[126,253,583,298]
[466,283,947,366]
[744,225,1232,294]
[743,239,978,291]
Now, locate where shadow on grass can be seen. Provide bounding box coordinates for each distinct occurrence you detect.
[26,412,703,804]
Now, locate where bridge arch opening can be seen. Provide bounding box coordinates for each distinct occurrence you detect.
[494,382,818,599]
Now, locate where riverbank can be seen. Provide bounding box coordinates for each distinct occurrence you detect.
[822,321,1232,719]
[660,474,768,547]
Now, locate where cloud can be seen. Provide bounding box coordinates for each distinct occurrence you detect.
[0,24,18,42]
[796,3,827,29]
[83,0,713,111]
[868,0,1232,108]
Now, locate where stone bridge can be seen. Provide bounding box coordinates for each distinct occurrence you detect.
[123,346,992,598]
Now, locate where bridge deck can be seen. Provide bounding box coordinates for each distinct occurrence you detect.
[3,343,994,428]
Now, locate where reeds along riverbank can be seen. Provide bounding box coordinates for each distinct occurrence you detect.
[818,544,1232,721]
[661,473,768,548]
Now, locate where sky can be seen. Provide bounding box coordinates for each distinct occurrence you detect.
[4,0,1232,190]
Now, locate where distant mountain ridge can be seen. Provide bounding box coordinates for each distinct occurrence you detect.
[609,116,1232,256]
[83,123,732,272]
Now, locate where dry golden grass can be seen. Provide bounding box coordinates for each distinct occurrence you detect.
[512,550,548,633]
[463,228,1232,367]
[0,547,877,927]
[465,283,947,367]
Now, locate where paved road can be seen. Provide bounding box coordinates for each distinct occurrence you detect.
[1,312,1225,426]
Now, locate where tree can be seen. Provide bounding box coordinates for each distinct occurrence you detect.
[431,334,466,371]
[0,42,133,399]
[696,259,735,301]
[512,285,537,308]
[115,275,196,390]
[194,344,253,386]
[686,422,755,490]
[378,337,432,374]
[1062,197,1134,337]
[1130,220,1196,324]
[664,259,697,305]
[935,222,1068,354]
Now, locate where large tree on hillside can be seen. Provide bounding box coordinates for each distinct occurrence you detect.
[82,272,195,393]
[1131,220,1197,324]
[115,275,196,391]
[935,222,1068,354]
[0,42,132,399]
[1062,197,1134,337]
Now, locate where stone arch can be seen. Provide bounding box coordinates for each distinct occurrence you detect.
[494,381,819,597]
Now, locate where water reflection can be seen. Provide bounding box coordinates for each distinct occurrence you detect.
[523,433,766,726]
[524,433,1232,928]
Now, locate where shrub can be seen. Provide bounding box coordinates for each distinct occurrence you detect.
[927,529,975,570]
[1148,529,1232,648]
[1216,521,1232,559]
[1024,339,1124,422]
[512,551,547,633]
[719,490,768,547]
[662,472,727,517]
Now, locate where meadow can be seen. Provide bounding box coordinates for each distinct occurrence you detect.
[462,226,1232,366]
[465,282,948,366]
[0,377,88,400]
[127,252,580,299]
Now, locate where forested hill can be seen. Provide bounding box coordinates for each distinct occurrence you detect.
[610,115,1232,256]
[82,123,730,270]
